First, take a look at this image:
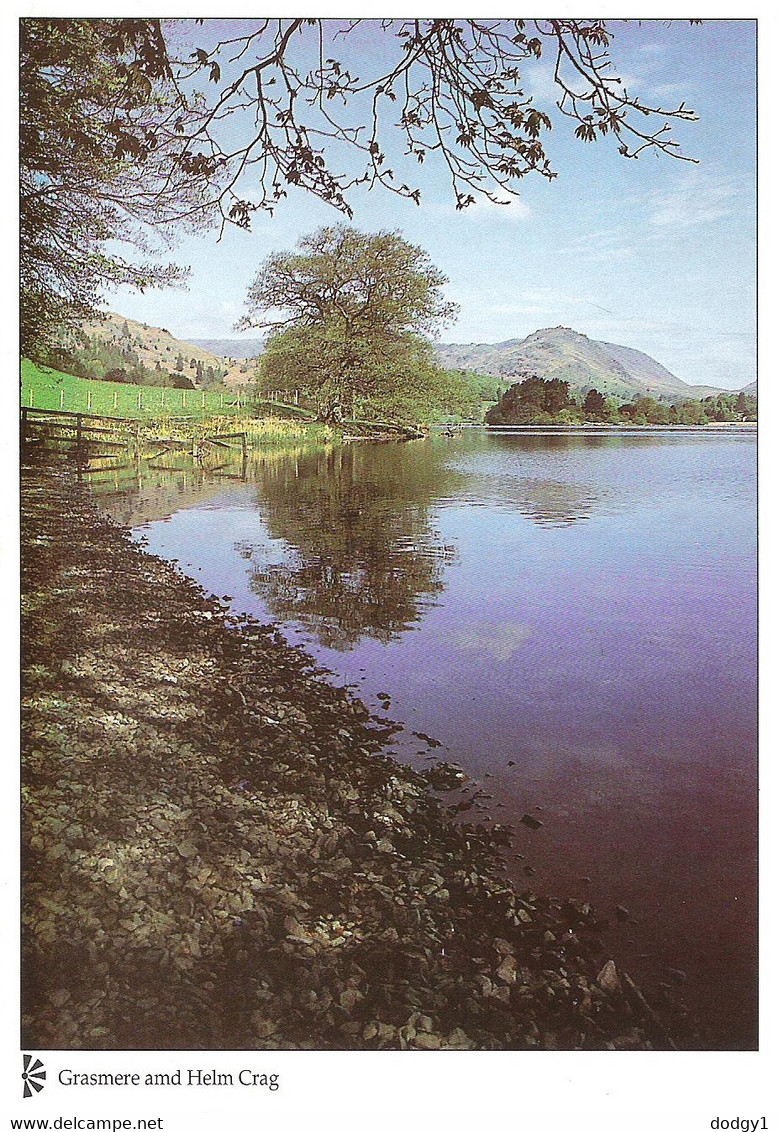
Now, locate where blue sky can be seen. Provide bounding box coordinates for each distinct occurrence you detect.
[112,19,756,390]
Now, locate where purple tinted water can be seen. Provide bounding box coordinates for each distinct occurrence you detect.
[109,430,756,1048]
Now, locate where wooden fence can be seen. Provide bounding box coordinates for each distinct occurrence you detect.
[22,385,255,416]
[21,407,248,463]
[21,407,138,456]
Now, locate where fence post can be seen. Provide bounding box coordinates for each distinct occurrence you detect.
[161,389,165,409]
[182,391,187,409]
[138,391,142,412]
[113,391,118,412]
[60,390,65,410]
[29,389,34,407]
[76,414,82,448]
[202,391,206,411]
[87,390,92,411]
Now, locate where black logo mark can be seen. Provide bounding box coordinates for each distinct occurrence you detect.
[22,1054,46,1098]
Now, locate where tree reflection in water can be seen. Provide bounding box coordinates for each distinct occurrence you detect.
[237,442,458,650]
[471,431,637,526]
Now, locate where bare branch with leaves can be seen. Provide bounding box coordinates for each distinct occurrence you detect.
[168,18,698,227]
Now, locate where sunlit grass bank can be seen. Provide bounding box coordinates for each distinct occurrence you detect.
[21,359,315,423]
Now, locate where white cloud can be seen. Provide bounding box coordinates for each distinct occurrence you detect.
[521,60,560,109]
[218,299,241,321]
[448,283,628,344]
[622,44,697,103]
[636,42,668,59]
[646,170,747,230]
[650,81,694,104]
[433,190,531,223]
[552,227,635,266]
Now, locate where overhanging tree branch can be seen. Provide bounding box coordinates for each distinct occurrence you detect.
[167,18,698,226]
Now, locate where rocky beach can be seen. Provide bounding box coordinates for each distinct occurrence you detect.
[21,455,684,1051]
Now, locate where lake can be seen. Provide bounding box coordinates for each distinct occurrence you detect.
[88,427,757,1049]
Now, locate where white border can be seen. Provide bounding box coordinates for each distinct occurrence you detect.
[3,7,775,1130]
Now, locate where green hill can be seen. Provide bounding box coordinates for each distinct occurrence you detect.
[51,311,257,391]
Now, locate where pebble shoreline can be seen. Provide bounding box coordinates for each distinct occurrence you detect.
[22,457,681,1050]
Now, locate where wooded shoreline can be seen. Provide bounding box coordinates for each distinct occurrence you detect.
[21,456,696,1050]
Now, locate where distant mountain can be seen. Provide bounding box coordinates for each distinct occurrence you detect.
[76,317,745,403]
[187,338,265,360]
[741,380,757,396]
[434,326,728,402]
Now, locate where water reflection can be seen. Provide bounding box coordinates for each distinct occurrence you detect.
[449,621,532,660]
[510,478,599,527]
[445,429,735,525]
[445,434,611,526]
[97,428,755,1047]
[238,443,460,649]
[80,453,234,528]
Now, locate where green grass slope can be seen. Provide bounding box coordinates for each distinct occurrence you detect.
[21,359,253,418]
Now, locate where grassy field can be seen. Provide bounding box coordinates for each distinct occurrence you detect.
[21,359,314,421]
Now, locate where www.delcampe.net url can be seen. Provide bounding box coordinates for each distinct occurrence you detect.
[11,1119,163,1130]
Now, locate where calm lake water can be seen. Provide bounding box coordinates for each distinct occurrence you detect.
[90,428,758,1049]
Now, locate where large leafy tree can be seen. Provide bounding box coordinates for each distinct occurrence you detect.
[19,19,217,358]
[241,226,457,421]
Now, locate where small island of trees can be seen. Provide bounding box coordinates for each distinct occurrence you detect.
[485,375,756,427]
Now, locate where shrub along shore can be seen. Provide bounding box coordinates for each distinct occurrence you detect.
[22,456,688,1050]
